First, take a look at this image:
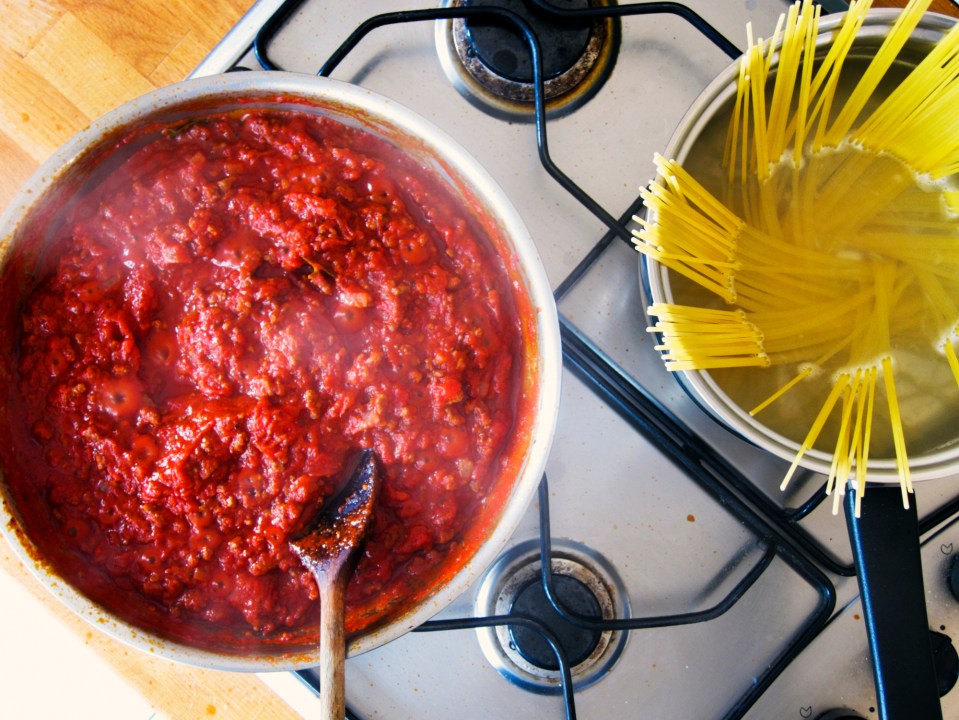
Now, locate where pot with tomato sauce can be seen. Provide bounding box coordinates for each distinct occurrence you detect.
[0,73,560,669]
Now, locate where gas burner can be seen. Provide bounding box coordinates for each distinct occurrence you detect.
[436,0,619,118]
[474,539,629,693]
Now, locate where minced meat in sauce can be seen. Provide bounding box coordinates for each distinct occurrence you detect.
[0,108,530,648]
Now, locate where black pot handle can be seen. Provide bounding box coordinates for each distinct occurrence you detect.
[844,485,942,720]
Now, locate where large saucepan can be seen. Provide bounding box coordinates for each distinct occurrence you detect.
[641,10,958,720]
[0,72,561,670]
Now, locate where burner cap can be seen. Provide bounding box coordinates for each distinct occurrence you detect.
[509,574,603,670]
[473,539,629,694]
[436,0,619,119]
[465,0,593,83]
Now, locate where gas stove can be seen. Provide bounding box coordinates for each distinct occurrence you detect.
[192,2,959,718]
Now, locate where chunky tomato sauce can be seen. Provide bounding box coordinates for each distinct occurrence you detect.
[0,108,531,649]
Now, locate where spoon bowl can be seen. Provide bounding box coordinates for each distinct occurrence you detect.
[290,449,380,720]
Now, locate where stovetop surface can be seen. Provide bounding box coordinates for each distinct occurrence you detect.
[193,2,959,718]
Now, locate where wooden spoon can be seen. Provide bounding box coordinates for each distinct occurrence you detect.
[290,449,380,720]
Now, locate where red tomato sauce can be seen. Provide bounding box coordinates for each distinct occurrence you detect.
[0,109,531,650]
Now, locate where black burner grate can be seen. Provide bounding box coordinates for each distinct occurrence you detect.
[237,3,857,719]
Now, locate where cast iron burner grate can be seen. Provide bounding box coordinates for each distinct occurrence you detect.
[241,2,857,719]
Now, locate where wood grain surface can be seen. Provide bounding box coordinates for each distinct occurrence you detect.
[0,0,256,209]
[0,0,956,718]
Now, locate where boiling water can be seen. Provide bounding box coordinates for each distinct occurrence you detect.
[661,52,959,461]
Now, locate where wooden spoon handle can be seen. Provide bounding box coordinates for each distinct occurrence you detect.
[318,569,349,720]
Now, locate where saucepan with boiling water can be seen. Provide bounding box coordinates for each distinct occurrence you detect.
[638,4,959,718]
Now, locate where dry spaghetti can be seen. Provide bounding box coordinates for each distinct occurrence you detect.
[633,0,959,514]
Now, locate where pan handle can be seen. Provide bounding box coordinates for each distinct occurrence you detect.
[844,485,942,720]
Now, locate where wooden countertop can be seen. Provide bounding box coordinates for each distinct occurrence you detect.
[1,0,259,210]
[0,1,956,718]
[1,3,306,718]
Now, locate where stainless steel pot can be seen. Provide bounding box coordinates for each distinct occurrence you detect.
[640,10,958,720]
[642,9,959,485]
[0,72,562,670]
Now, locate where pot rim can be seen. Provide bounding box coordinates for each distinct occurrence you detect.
[640,9,959,485]
[0,71,562,671]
